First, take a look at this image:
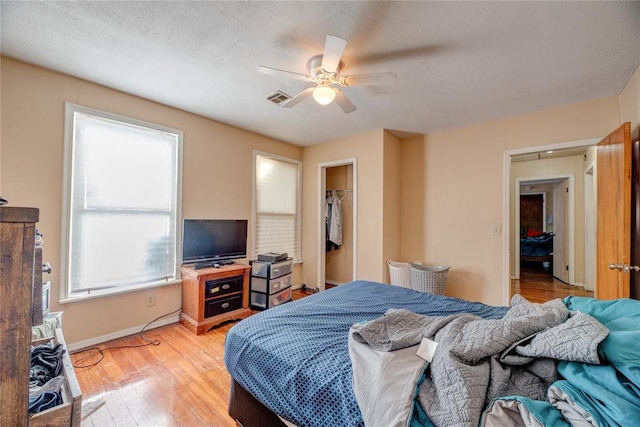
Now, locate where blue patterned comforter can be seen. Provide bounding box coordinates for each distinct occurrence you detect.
[224,280,508,426]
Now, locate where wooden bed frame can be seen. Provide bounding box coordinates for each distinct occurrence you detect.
[228,379,288,427]
[520,254,553,263]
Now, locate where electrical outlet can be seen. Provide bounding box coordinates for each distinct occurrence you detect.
[146,292,156,307]
[491,224,502,237]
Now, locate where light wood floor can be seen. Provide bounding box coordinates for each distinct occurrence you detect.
[73,288,315,426]
[74,278,592,425]
[511,262,594,303]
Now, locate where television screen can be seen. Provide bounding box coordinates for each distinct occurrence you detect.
[182,219,248,264]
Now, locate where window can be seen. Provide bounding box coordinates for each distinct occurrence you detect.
[62,103,182,300]
[253,152,302,261]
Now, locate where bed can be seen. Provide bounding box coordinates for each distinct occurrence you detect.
[520,231,554,262]
[224,280,640,426]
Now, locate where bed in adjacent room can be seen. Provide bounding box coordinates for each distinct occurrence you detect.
[224,280,640,427]
[520,230,554,263]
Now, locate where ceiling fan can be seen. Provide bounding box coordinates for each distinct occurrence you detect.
[258,35,396,113]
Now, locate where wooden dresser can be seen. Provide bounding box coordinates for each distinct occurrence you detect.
[1,206,40,425]
[180,264,252,335]
[1,206,81,426]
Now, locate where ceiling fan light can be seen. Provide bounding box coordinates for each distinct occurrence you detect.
[313,86,335,105]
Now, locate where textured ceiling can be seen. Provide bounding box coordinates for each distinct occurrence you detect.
[1,1,639,147]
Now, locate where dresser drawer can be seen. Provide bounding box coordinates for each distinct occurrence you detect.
[250,258,293,279]
[250,286,292,310]
[205,275,243,298]
[251,273,292,295]
[204,294,243,318]
[30,328,82,427]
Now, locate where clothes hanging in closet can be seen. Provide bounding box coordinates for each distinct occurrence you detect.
[325,194,343,252]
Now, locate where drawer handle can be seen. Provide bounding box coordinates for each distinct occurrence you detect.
[222,284,230,290]
[221,302,230,309]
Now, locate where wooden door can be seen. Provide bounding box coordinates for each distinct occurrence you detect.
[552,180,569,282]
[520,195,544,233]
[596,122,632,300]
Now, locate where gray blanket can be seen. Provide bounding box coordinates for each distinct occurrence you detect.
[350,295,609,427]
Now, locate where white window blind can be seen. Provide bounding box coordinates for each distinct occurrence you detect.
[63,104,182,298]
[254,153,301,261]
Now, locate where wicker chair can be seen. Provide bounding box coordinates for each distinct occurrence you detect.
[387,260,411,288]
[409,263,450,295]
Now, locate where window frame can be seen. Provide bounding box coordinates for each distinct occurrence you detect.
[252,150,302,263]
[60,103,183,302]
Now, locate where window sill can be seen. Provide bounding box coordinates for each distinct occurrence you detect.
[59,278,182,304]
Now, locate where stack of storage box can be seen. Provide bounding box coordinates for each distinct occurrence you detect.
[250,256,293,310]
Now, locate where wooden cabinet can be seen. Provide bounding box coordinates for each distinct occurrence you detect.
[1,206,39,426]
[180,264,251,335]
[1,206,81,426]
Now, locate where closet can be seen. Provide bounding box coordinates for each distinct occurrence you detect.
[325,165,353,286]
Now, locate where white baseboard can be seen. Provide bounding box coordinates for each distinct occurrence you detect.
[67,315,180,352]
[325,280,342,286]
[572,281,592,290]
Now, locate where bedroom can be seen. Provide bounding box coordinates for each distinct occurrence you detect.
[1,1,640,426]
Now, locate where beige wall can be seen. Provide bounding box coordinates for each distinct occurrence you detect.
[301,130,385,287]
[619,65,640,142]
[382,131,402,283]
[1,57,301,345]
[399,135,425,263]
[412,97,620,305]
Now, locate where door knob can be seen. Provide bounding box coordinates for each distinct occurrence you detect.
[623,264,640,273]
[609,263,640,272]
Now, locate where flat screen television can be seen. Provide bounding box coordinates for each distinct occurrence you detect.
[182,219,248,264]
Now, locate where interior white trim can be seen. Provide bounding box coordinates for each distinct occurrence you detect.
[583,160,596,292]
[502,137,601,306]
[317,158,358,291]
[60,102,184,301]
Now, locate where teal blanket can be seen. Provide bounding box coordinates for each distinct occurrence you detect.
[553,297,640,426]
[485,297,640,427]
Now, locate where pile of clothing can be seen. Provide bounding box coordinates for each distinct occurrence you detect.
[29,342,66,415]
[325,194,343,252]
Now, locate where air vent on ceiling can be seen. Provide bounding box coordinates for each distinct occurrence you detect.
[266,90,291,105]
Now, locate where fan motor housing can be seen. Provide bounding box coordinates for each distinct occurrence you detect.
[307,55,342,82]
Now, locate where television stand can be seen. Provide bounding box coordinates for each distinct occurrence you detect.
[180,264,251,335]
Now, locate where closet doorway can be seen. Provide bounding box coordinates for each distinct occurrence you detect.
[318,158,357,291]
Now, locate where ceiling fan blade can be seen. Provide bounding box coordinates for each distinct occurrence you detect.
[340,72,397,87]
[333,88,356,114]
[281,87,315,108]
[321,35,347,74]
[257,65,309,81]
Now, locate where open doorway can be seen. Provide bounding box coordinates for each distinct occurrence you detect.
[519,191,552,277]
[503,139,600,305]
[516,177,570,284]
[317,158,357,291]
